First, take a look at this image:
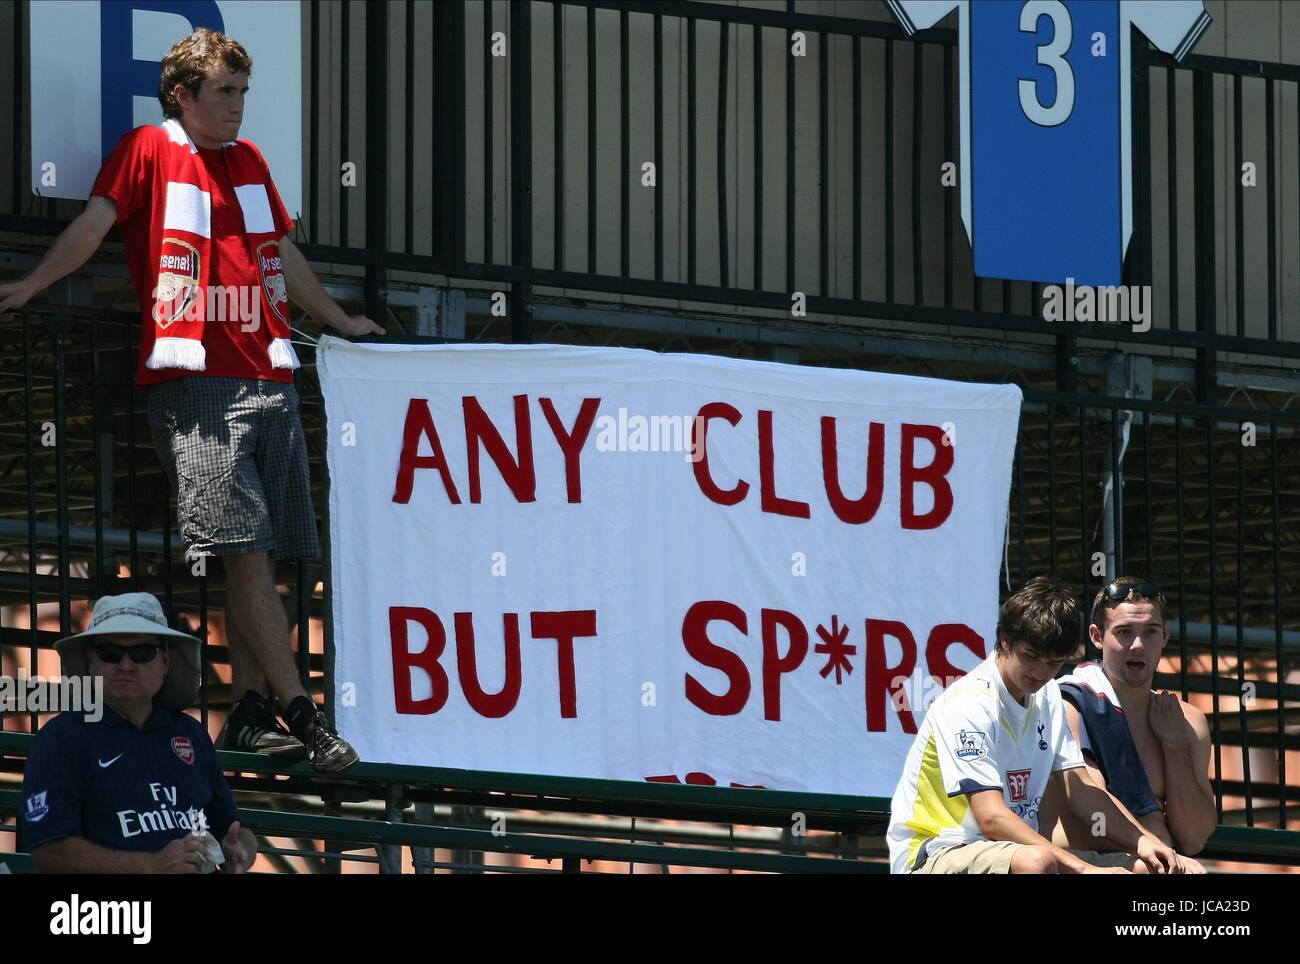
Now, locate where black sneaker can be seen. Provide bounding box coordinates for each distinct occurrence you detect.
[218,697,307,758]
[301,712,360,773]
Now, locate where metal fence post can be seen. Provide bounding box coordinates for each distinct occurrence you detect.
[366,0,389,326]
[1192,68,1217,404]
[510,0,534,343]
[379,785,405,873]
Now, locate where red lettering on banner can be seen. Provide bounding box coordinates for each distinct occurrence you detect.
[821,418,885,524]
[691,409,956,526]
[389,607,450,714]
[925,623,985,682]
[391,608,597,717]
[392,399,958,523]
[645,772,768,789]
[761,608,808,721]
[682,601,751,715]
[453,612,523,718]
[758,410,811,518]
[680,604,984,732]
[464,395,537,503]
[392,399,462,504]
[691,403,750,506]
[539,397,600,503]
[865,620,918,734]
[531,610,598,718]
[900,423,954,529]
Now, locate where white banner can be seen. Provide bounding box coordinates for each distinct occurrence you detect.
[319,337,1022,796]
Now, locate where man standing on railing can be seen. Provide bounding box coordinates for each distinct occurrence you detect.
[22,593,256,873]
[1042,578,1216,871]
[0,28,380,772]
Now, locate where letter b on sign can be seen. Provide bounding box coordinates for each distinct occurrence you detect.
[100,3,226,159]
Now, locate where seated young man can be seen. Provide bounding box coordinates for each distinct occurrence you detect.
[1041,577,1215,874]
[887,576,1185,874]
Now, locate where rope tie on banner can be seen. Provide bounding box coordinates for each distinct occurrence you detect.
[291,324,319,350]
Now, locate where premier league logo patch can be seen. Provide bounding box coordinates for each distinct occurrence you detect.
[954,728,988,760]
[256,240,289,324]
[171,736,195,765]
[154,237,201,327]
[25,790,49,823]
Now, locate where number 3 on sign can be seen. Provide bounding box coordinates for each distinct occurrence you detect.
[1019,0,1074,127]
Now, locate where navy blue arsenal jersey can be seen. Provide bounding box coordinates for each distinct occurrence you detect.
[20,702,240,853]
[888,0,1210,286]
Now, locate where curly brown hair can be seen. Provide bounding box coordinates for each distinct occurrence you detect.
[158,28,253,120]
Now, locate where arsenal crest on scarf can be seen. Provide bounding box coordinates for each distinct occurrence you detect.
[256,240,290,325]
[155,238,201,326]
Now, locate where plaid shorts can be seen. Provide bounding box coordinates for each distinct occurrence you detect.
[147,376,320,560]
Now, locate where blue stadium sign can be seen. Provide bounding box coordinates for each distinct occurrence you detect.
[887,0,1211,286]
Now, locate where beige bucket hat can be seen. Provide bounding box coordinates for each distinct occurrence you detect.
[55,593,202,712]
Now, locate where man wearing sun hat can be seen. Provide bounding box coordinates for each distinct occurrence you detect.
[20,592,256,873]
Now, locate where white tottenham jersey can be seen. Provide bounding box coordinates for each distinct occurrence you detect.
[886,652,1085,873]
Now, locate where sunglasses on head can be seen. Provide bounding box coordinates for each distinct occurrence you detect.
[1101,579,1163,602]
[1093,579,1166,628]
[92,642,163,664]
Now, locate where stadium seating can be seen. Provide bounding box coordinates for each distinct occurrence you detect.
[4,728,1298,873]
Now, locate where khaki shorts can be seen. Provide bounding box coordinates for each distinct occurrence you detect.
[913,840,1020,874]
[914,841,1135,874]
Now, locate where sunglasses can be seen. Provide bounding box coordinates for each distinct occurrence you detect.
[92,642,164,664]
[1093,579,1166,627]
[1101,579,1163,602]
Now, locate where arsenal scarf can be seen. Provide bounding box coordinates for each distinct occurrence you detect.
[146,118,299,372]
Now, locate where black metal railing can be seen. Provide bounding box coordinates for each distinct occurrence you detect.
[1009,389,1299,828]
[2,303,1296,830]
[0,307,322,735]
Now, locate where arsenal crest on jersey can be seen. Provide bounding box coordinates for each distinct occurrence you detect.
[154,237,201,327]
[256,240,290,324]
[171,736,195,765]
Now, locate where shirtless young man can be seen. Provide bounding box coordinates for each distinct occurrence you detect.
[1043,578,1217,872]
